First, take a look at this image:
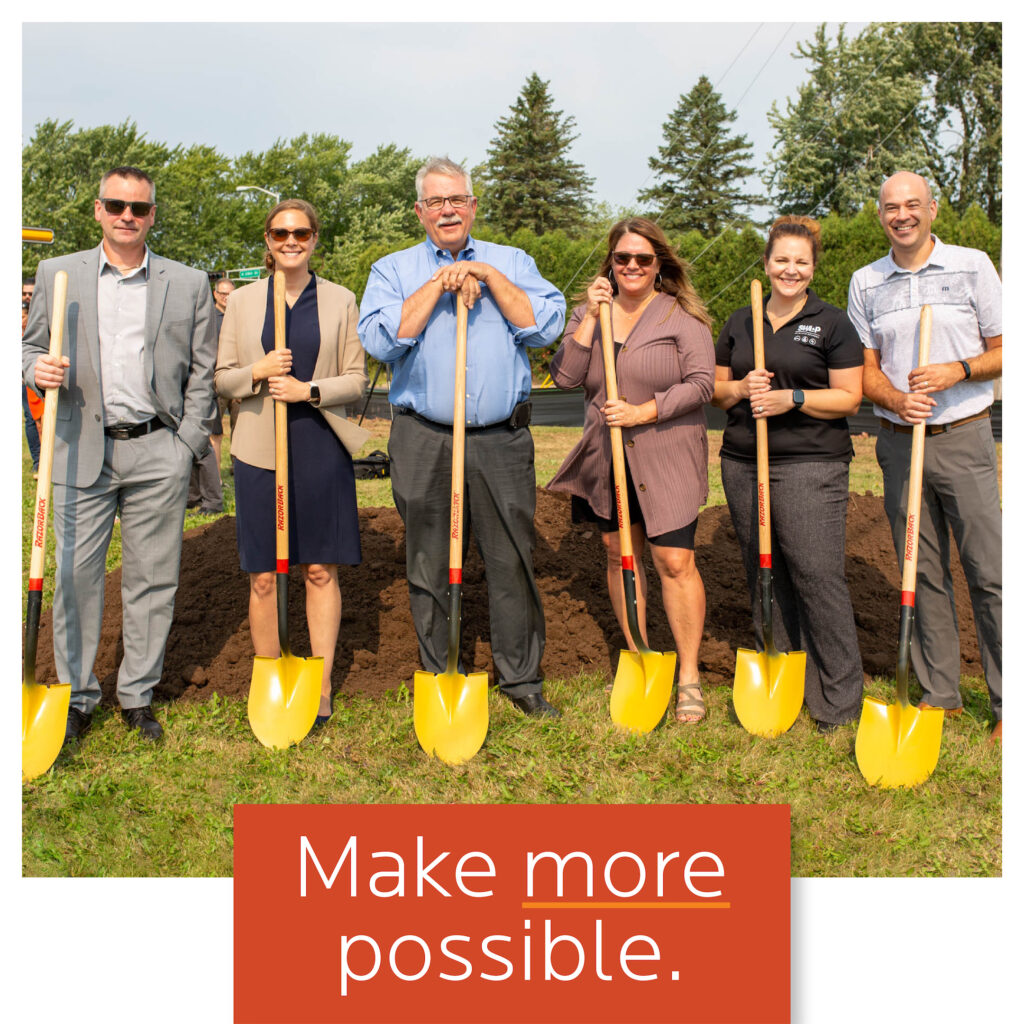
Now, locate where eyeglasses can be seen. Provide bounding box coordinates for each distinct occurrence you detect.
[267,227,316,242]
[612,252,656,268]
[418,194,473,211]
[99,198,155,217]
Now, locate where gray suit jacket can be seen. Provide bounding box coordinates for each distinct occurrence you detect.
[22,243,218,488]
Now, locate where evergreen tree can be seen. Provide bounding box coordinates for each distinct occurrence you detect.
[764,25,928,217]
[638,75,762,235]
[482,72,594,235]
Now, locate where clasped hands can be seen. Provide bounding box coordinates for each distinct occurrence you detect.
[254,349,311,403]
[431,260,490,309]
[740,369,793,419]
[897,361,965,424]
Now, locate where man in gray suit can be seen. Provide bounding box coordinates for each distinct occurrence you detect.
[23,166,217,742]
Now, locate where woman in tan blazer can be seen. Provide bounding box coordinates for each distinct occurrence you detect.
[215,199,368,723]
[548,218,715,723]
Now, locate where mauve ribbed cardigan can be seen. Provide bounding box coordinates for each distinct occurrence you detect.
[546,292,715,537]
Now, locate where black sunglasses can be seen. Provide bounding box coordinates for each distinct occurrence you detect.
[612,251,656,268]
[267,227,315,242]
[99,198,155,217]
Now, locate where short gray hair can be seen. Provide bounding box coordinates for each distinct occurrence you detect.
[99,166,156,203]
[415,157,472,200]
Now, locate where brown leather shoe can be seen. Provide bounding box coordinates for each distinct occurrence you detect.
[917,701,963,717]
[988,720,1002,745]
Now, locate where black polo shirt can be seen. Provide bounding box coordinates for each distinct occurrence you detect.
[715,288,863,463]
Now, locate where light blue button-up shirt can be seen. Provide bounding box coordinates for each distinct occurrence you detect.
[358,236,565,426]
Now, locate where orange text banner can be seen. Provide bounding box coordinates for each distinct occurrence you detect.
[234,803,790,1023]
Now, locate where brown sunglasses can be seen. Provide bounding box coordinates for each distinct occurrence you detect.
[267,227,316,242]
[612,251,656,268]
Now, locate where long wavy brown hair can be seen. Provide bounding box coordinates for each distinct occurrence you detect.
[576,217,711,329]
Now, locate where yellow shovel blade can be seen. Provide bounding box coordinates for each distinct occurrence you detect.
[610,649,677,735]
[22,682,72,781]
[248,653,323,749]
[733,647,806,738]
[414,669,489,765]
[855,697,944,788]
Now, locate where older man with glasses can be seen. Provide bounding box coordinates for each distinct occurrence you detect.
[22,165,217,744]
[359,156,565,718]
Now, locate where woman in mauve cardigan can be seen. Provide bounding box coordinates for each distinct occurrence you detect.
[547,217,715,722]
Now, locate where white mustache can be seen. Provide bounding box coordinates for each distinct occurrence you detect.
[438,216,462,227]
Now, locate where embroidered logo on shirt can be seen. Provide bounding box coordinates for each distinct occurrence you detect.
[793,324,822,346]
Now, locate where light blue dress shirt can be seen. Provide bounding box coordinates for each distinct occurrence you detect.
[358,236,565,426]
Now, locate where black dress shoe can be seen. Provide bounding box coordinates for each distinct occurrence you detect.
[121,705,163,740]
[64,706,92,742]
[508,692,561,719]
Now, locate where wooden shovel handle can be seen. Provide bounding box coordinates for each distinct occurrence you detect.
[28,270,68,585]
[273,272,289,569]
[598,301,634,562]
[901,305,933,599]
[449,296,469,576]
[751,279,772,561]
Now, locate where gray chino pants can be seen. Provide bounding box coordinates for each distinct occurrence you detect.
[389,411,544,697]
[876,417,1002,718]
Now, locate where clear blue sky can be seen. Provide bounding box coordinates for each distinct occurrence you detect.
[22,21,866,212]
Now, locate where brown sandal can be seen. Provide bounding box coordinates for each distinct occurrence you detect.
[675,681,706,724]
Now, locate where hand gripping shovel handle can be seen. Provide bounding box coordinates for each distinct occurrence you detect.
[895,304,932,706]
[598,302,645,652]
[25,270,68,686]
[272,273,292,657]
[750,279,777,652]
[443,296,470,676]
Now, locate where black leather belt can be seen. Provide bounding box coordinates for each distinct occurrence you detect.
[399,401,531,432]
[880,408,990,436]
[104,417,165,440]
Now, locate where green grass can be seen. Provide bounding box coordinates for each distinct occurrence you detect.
[23,674,1001,878]
[21,418,1002,879]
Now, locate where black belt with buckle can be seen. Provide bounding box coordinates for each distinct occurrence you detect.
[104,417,165,440]
[400,400,532,432]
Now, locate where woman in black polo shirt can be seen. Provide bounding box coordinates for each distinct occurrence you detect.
[712,216,864,732]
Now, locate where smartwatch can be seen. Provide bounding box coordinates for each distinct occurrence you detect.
[959,359,972,381]
[308,383,321,405]
[792,388,805,409]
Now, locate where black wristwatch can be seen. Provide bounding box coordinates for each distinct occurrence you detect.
[792,388,805,409]
[308,383,321,405]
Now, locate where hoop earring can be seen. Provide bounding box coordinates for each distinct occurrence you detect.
[655,272,663,289]
[607,268,615,284]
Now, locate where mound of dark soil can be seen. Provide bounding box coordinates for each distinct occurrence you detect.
[30,490,980,701]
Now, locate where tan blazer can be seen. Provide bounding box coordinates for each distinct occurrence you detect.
[215,275,370,469]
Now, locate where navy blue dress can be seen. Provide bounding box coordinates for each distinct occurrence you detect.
[233,274,361,572]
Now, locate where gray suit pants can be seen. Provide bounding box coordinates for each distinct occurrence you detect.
[53,426,193,712]
[389,412,544,697]
[876,417,1002,718]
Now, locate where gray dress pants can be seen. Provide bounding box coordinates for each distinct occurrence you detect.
[876,417,1002,718]
[721,457,864,725]
[52,426,193,712]
[389,411,544,697]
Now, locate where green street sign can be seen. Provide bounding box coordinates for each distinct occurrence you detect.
[237,267,262,280]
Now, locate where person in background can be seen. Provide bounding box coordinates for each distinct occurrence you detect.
[359,156,565,718]
[215,199,367,723]
[713,215,864,733]
[547,217,714,723]
[848,171,1002,744]
[186,276,234,513]
[22,165,217,743]
[22,278,42,476]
